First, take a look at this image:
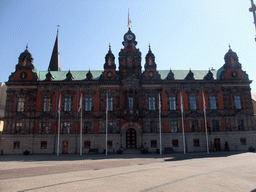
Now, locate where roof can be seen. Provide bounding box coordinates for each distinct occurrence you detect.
[37,69,217,81]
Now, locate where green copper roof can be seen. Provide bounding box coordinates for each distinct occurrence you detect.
[37,69,217,81]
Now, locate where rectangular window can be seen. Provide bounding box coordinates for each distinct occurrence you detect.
[238,119,245,131]
[240,138,246,145]
[17,97,25,112]
[172,139,179,147]
[108,121,113,134]
[151,140,157,148]
[149,97,155,110]
[85,97,93,111]
[150,121,158,133]
[107,140,113,148]
[128,97,133,109]
[13,141,20,149]
[169,96,176,110]
[14,122,23,134]
[41,122,51,134]
[191,120,200,132]
[209,96,217,110]
[64,97,72,111]
[62,122,72,134]
[43,98,51,111]
[193,139,200,147]
[41,141,47,149]
[212,120,220,132]
[107,97,114,111]
[234,96,241,109]
[84,141,91,148]
[169,120,178,133]
[83,121,93,134]
[189,97,197,110]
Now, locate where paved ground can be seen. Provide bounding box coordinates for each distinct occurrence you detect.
[0,151,255,192]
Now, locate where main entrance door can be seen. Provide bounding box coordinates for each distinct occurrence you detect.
[62,141,69,154]
[126,128,137,149]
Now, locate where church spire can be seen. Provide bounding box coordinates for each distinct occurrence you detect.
[48,28,61,71]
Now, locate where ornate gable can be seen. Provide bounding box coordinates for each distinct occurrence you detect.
[8,46,39,82]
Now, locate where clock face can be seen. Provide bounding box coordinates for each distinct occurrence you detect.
[126,34,134,40]
[148,71,155,78]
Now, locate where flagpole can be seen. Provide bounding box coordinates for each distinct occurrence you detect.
[80,96,83,156]
[159,93,162,155]
[202,88,209,154]
[57,94,61,156]
[180,91,186,154]
[106,93,108,156]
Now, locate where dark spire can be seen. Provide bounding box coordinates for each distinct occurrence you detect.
[48,29,61,71]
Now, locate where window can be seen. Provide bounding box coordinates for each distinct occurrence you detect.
[108,121,113,134]
[172,139,179,147]
[84,141,91,148]
[128,97,133,109]
[238,119,245,131]
[85,97,93,111]
[151,140,157,148]
[212,120,220,132]
[41,122,51,134]
[13,141,20,149]
[234,96,241,109]
[107,97,113,111]
[189,96,197,110]
[43,98,51,111]
[209,96,217,110]
[62,122,72,134]
[190,120,200,132]
[17,97,25,112]
[150,121,158,133]
[83,121,93,134]
[193,139,200,147]
[64,97,72,111]
[149,97,155,110]
[41,141,47,149]
[14,122,23,134]
[169,96,176,110]
[240,138,246,145]
[107,140,113,148]
[169,120,178,133]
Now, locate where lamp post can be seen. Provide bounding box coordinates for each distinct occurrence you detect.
[249,0,256,41]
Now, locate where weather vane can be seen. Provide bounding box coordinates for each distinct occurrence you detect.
[249,0,256,41]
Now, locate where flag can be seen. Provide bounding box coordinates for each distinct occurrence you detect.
[58,95,61,113]
[159,93,161,111]
[202,91,206,113]
[106,95,108,113]
[127,9,132,28]
[78,95,82,112]
[180,92,183,113]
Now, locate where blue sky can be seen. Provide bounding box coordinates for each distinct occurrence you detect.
[0,0,256,92]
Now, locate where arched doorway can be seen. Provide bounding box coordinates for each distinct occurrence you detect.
[126,128,137,149]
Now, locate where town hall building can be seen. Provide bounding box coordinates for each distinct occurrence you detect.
[1,27,255,154]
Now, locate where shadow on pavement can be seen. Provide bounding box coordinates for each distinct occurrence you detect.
[0,151,251,162]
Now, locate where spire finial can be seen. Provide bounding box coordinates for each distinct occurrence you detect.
[229,43,231,50]
[57,25,59,34]
[127,9,132,28]
[109,43,111,50]
[26,44,28,50]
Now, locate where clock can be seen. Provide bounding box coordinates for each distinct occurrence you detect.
[106,71,113,78]
[20,72,27,79]
[126,34,134,41]
[148,71,155,78]
[231,70,238,77]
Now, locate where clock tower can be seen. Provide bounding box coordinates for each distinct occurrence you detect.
[118,28,142,80]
